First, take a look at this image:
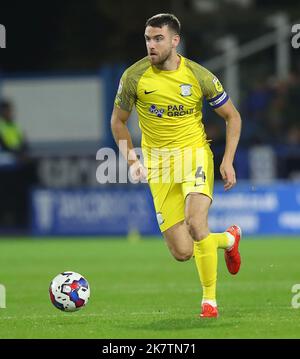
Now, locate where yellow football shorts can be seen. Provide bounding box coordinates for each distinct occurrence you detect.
[146,144,214,232]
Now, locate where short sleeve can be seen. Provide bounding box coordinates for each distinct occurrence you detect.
[200,69,229,109]
[114,70,137,112]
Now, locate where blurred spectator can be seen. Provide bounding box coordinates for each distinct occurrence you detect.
[0,99,36,231]
[285,72,300,144]
[265,77,287,144]
[242,78,274,144]
[238,70,300,146]
[286,124,300,145]
[0,99,27,159]
[265,72,300,146]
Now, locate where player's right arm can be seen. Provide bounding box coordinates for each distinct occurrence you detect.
[111,69,147,182]
[111,106,147,182]
[111,106,135,165]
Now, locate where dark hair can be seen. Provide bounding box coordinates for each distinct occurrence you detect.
[145,13,181,35]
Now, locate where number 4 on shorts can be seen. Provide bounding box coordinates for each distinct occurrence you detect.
[195,166,206,186]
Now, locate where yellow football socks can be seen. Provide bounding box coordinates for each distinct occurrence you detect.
[194,234,218,301]
[193,232,233,302]
[211,232,232,249]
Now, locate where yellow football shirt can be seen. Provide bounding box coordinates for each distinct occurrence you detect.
[114,54,229,150]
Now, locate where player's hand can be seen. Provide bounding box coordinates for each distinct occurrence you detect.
[129,160,148,183]
[220,161,236,191]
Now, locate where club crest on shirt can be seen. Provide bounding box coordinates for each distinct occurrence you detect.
[180,84,192,97]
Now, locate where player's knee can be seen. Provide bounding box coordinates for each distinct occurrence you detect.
[172,249,193,262]
[186,217,208,241]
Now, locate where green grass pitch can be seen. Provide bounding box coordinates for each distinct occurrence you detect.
[0,236,300,339]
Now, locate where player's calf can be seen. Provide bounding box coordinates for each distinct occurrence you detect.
[185,217,209,242]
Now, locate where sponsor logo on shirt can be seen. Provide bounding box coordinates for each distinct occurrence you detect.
[149,104,194,118]
[144,89,157,94]
[167,104,194,117]
[149,105,164,118]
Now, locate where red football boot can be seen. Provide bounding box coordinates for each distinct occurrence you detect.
[224,225,242,275]
[200,303,218,318]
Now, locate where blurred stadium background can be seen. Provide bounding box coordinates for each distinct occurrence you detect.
[0,0,299,237]
[1,0,300,339]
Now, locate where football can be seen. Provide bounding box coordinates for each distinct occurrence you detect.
[49,271,90,312]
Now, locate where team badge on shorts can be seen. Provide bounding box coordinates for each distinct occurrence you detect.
[156,212,165,226]
[180,84,192,97]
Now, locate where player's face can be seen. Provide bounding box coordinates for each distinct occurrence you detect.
[144,25,179,66]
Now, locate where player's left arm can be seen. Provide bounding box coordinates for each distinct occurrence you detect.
[214,99,242,191]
